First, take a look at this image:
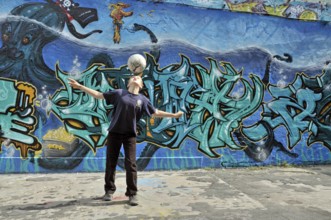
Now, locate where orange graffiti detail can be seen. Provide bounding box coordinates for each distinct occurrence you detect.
[109,2,133,44]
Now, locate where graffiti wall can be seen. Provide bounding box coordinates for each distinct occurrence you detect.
[0,0,330,173]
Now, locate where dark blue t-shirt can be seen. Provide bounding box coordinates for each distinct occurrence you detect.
[103,89,156,136]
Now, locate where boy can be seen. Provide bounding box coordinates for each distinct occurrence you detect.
[68,57,183,206]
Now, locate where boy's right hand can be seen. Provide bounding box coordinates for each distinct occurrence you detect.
[174,111,184,118]
[68,78,81,89]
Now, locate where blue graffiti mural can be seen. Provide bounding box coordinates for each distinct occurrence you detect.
[0,0,330,173]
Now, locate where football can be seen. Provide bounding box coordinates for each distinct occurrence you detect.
[127,54,147,74]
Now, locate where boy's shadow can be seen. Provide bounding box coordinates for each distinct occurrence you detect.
[2,196,130,211]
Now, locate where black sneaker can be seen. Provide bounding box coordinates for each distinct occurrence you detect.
[102,192,113,201]
[128,195,138,206]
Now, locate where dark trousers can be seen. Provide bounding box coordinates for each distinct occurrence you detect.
[104,133,137,196]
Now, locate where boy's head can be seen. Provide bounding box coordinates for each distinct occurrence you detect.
[127,75,143,90]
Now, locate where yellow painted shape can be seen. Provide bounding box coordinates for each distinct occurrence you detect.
[227,3,258,13]
[265,5,289,16]
[299,10,317,20]
[43,127,75,142]
[47,144,65,150]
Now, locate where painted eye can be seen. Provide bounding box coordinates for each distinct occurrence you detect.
[22,36,30,45]
[2,33,9,42]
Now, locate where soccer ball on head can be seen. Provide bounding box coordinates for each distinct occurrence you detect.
[127,54,146,74]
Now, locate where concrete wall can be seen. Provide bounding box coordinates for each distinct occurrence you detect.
[0,0,330,173]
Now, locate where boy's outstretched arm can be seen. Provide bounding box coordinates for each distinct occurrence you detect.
[68,78,104,99]
[152,110,184,118]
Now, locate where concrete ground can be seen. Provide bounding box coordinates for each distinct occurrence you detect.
[0,165,330,220]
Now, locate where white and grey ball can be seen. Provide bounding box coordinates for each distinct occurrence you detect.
[127,54,146,74]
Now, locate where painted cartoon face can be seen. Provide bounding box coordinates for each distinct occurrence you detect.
[127,75,143,89]
[1,20,42,60]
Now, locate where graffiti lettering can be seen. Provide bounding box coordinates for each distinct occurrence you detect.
[51,55,264,158]
[0,78,41,158]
